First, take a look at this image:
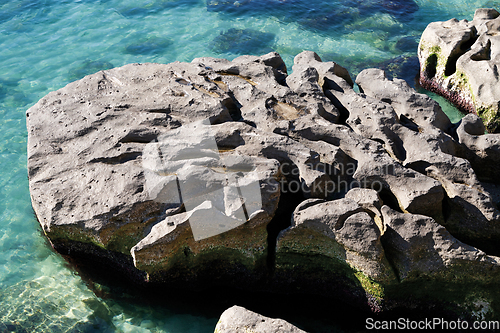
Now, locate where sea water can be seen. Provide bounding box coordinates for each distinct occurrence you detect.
[1,0,499,332]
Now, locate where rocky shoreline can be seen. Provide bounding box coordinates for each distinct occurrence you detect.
[27,9,500,329]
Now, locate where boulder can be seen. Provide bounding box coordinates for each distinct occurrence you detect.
[356,68,452,132]
[345,188,384,232]
[418,8,500,133]
[26,49,500,320]
[26,61,282,285]
[192,52,341,133]
[214,306,307,333]
[289,115,445,219]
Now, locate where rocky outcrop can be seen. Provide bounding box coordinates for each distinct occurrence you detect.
[214,306,307,333]
[418,8,500,133]
[27,50,500,320]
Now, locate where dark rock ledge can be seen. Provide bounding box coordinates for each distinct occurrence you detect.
[27,46,500,323]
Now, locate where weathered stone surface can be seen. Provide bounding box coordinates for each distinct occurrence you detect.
[289,114,445,218]
[214,306,307,333]
[27,62,236,254]
[26,49,500,320]
[26,61,283,285]
[275,197,397,309]
[132,141,281,281]
[382,206,500,282]
[353,67,500,251]
[381,206,500,316]
[192,52,340,133]
[356,68,452,132]
[418,8,500,133]
[345,188,384,232]
[457,113,500,182]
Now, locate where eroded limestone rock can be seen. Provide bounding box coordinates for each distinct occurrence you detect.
[418,8,500,133]
[26,50,500,319]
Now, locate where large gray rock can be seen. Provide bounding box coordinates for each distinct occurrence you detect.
[27,62,236,254]
[26,50,500,319]
[27,61,283,285]
[192,52,341,133]
[382,206,500,282]
[214,306,307,333]
[289,115,445,219]
[418,8,500,133]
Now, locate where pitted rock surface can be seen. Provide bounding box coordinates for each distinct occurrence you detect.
[27,50,500,319]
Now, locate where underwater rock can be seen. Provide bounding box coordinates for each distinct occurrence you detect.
[26,50,500,320]
[68,60,114,81]
[207,0,417,33]
[379,0,418,22]
[296,4,361,32]
[395,35,419,53]
[210,28,275,55]
[0,0,51,25]
[376,54,420,86]
[419,8,500,133]
[0,78,19,101]
[124,35,173,55]
[115,0,199,18]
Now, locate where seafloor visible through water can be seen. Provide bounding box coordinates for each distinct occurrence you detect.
[1,0,499,332]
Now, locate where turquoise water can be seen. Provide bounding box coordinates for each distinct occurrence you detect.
[1,0,499,331]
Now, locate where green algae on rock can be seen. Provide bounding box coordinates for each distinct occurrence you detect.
[418,8,500,133]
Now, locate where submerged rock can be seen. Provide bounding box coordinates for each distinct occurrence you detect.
[26,49,500,320]
[377,55,420,86]
[418,8,500,133]
[207,0,418,32]
[68,60,114,81]
[210,28,275,55]
[123,35,173,55]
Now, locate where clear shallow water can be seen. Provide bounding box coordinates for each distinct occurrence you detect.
[1,0,499,331]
